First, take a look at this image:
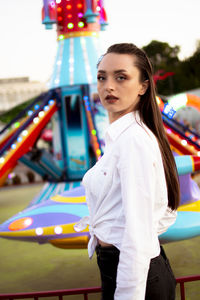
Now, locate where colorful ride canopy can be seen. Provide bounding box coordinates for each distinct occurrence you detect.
[168,93,200,112]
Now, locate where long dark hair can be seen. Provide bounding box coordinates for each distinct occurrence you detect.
[101,43,180,210]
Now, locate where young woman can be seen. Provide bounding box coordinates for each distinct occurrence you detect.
[75,43,180,300]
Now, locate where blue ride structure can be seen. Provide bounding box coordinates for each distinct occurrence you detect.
[0,0,107,185]
[0,0,109,248]
[42,0,108,181]
[0,0,200,248]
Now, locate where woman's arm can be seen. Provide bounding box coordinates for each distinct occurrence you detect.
[114,132,159,300]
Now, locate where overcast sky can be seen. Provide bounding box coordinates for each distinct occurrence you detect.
[0,0,199,82]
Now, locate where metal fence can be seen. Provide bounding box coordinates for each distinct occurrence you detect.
[0,287,101,300]
[176,275,200,300]
[0,275,199,300]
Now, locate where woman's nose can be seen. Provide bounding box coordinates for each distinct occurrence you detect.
[105,79,114,92]
[106,86,114,92]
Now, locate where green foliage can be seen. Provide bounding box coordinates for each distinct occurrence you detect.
[0,98,34,124]
[143,40,180,68]
[142,40,200,95]
[180,43,200,91]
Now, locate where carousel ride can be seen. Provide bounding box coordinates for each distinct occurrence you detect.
[0,0,200,249]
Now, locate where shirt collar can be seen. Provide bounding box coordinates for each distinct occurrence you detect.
[105,111,142,143]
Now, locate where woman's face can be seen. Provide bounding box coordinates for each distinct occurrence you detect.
[97,53,148,123]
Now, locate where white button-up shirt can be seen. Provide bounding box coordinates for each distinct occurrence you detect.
[78,111,177,300]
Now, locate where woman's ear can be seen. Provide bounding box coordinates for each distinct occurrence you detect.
[139,80,149,95]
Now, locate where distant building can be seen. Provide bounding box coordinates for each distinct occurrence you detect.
[0,77,47,113]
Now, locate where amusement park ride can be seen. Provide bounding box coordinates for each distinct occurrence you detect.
[0,0,200,249]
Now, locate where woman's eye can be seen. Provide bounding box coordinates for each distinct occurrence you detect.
[117,76,126,81]
[97,76,105,81]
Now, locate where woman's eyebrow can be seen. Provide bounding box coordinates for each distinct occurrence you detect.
[114,69,127,74]
[97,69,127,74]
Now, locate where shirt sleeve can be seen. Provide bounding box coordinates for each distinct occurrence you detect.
[157,207,177,236]
[114,133,158,300]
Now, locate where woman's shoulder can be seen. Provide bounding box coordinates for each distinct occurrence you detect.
[114,121,160,160]
[119,120,157,145]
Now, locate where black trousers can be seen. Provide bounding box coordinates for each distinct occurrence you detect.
[96,245,176,300]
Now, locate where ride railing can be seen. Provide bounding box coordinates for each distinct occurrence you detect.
[0,287,101,300]
[176,275,200,300]
[0,275,199,300]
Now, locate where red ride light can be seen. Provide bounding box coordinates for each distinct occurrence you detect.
[77,3,83,9]
[66,4,72,10]
[9,217,33,231]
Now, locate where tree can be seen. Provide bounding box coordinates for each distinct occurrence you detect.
[179,41,200,91]
[142,40,200,95]
[143,40,180,69]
